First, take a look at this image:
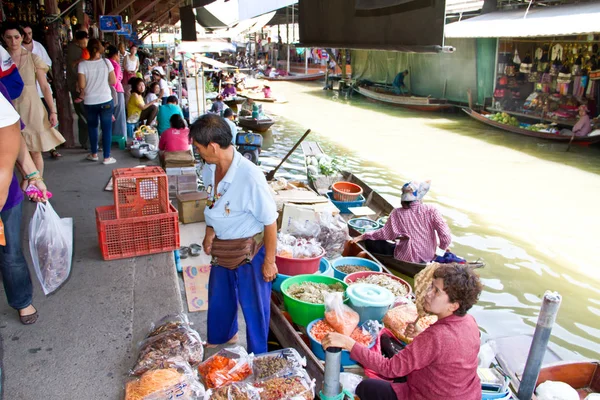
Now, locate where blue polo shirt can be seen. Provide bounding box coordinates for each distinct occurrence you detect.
[157,104,184,134]
[201,150,278,240]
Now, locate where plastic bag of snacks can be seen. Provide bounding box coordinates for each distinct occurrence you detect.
[125,359,205,400]
[253,348,307,381]
[382,302,437,344]
[198,346,253,389]
[276,234,323,259]
[148,314,192,337]
[252,369,316,400]
[204,382,261,400]
[315,213,349,259]
[132,326,204,376]
[324,292,359,336]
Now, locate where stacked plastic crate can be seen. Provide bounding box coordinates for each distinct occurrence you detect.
[95,167,180,260]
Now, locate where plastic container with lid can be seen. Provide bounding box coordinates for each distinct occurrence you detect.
[347,283,395,324]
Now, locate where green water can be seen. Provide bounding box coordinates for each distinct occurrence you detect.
[255,81,600,361]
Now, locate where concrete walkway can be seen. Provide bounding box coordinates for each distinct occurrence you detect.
[0,148,183,399]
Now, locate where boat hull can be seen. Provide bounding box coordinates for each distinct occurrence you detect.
[464,108,600,144]
[355,86,454,112]
[238,117,274,133]
[264,72,325,81]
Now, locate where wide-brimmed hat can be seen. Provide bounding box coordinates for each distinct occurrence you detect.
[152,66,166,76]
[224,80,234,85]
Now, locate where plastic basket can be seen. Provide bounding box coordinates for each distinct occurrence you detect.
[332,181,363,202]
[112,167,170,219]
[276,247,325,276]
[326,191,365,214]
[96,204,180,260]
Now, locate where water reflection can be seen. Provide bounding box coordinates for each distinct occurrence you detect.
[255,82,600,361]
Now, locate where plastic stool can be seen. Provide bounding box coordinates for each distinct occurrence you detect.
[111,135,126,150]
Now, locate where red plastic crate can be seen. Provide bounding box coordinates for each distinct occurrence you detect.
[96,204,180,261]
[112,167,170,219]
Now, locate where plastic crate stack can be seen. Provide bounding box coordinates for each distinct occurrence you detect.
[96,167,180,260]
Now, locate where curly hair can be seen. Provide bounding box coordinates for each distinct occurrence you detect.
[433,263,483,316]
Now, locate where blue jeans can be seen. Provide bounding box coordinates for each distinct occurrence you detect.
[86,100,114,159]
[162,96,168,105]
[0,202,33,310]
[112,92,126,138]
[207,247,271,354]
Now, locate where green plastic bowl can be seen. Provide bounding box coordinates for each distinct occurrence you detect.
[280,274,348,327]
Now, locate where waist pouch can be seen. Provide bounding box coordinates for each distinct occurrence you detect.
[211,233,264,270]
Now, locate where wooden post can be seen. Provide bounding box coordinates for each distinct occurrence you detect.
[305,48,309,74]
[341,49,347,80]
[286,7,290,73]
[45,0,74,147]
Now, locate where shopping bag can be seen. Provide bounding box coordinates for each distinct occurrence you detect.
[28,201,73,295]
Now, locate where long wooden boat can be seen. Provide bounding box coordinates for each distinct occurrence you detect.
[354,85,454,112]
[302,141,484,278]
[239,92,287,103]
[238,116,275,133]
[223,96,246,108]
[464,108,600,144]
[264,72,325,82]
[531,361,600,399]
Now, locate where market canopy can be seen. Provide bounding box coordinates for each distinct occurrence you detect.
[445,2,600,38]
[178,39,237,53]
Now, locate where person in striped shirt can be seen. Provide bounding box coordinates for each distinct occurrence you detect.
[353,180,452,263]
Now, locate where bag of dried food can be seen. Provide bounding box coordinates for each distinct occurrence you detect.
[324,292,359,336]
[125,359,205,400]
[28,201,73,295]
[198,346,253,389]
[383,302,437,344]
[132,326,204,376]
[147,314,192,337]
[252,369,316,400]
[252,348,306,381]
[204,382,261,400]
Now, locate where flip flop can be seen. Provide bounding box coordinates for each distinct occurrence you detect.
[179,246,190,259]
[189,243,202,257]
[206,333,239,349]
[50,149,62,158]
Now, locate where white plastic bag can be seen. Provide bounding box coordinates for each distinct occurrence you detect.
[28,202,73,295]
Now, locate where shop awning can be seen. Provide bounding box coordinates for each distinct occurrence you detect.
[238,0,296,20]
[445,2,600,38]
[178,39,237,54]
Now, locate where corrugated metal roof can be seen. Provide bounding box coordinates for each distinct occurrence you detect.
[445,2,600,38]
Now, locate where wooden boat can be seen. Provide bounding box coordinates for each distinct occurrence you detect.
[302,141,484,278]
[464,108,600,144]
[530,361,600,399]
[239,92,287,103]
[223,96,246,108]
[354,85,454,112]
[264,72,325,82]
[238,116,275,133]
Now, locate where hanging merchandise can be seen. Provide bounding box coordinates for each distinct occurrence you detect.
[513,49,521,65]
[520,53,532,74]
[551,44,563,61]
[535,47,544,61]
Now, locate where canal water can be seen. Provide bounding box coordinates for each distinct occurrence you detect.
[253,81,600,361]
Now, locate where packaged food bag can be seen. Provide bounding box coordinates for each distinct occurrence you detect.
[204,382,261,400]
[324,292,359,336]
[382,302,437,344]
[198,346,253,389]
[28,201,73,295]
[253,348,307,380]
[252,369,316,400]
[132,326,204,376]
[125,359,205,400]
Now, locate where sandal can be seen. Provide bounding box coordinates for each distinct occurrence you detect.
[206,333,239,349]
[179,246,190,259]
[18,307,38,325]
[189,243,202,257]
[50,149,62,158]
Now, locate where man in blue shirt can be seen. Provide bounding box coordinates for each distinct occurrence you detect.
[157,95,184,135]
[393,69,409,95]
[191,114,278,354]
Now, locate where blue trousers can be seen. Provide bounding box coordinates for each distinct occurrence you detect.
[85,100,114,159]
[0,202,33,310]
[207,247,271,354]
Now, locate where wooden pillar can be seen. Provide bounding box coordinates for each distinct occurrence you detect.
[341,49,347,80]
[286,7,290,73]
[46,0,75,147]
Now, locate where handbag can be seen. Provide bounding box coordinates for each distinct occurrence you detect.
[210,233,264,270]
[104,59,118,106]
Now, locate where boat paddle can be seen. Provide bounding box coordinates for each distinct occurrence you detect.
[566,130,576,152]
[265,129,311,181]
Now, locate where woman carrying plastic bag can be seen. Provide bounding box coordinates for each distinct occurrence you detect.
[29,201,73,295]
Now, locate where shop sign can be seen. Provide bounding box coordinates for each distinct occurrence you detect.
[117,23,132,36]
[99,15,123,32]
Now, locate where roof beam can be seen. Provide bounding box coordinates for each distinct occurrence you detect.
[141,1,180,23]
[131,0,161,21]
[109,0,137,15]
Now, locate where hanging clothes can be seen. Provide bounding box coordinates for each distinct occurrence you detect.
[551,44,563,61]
